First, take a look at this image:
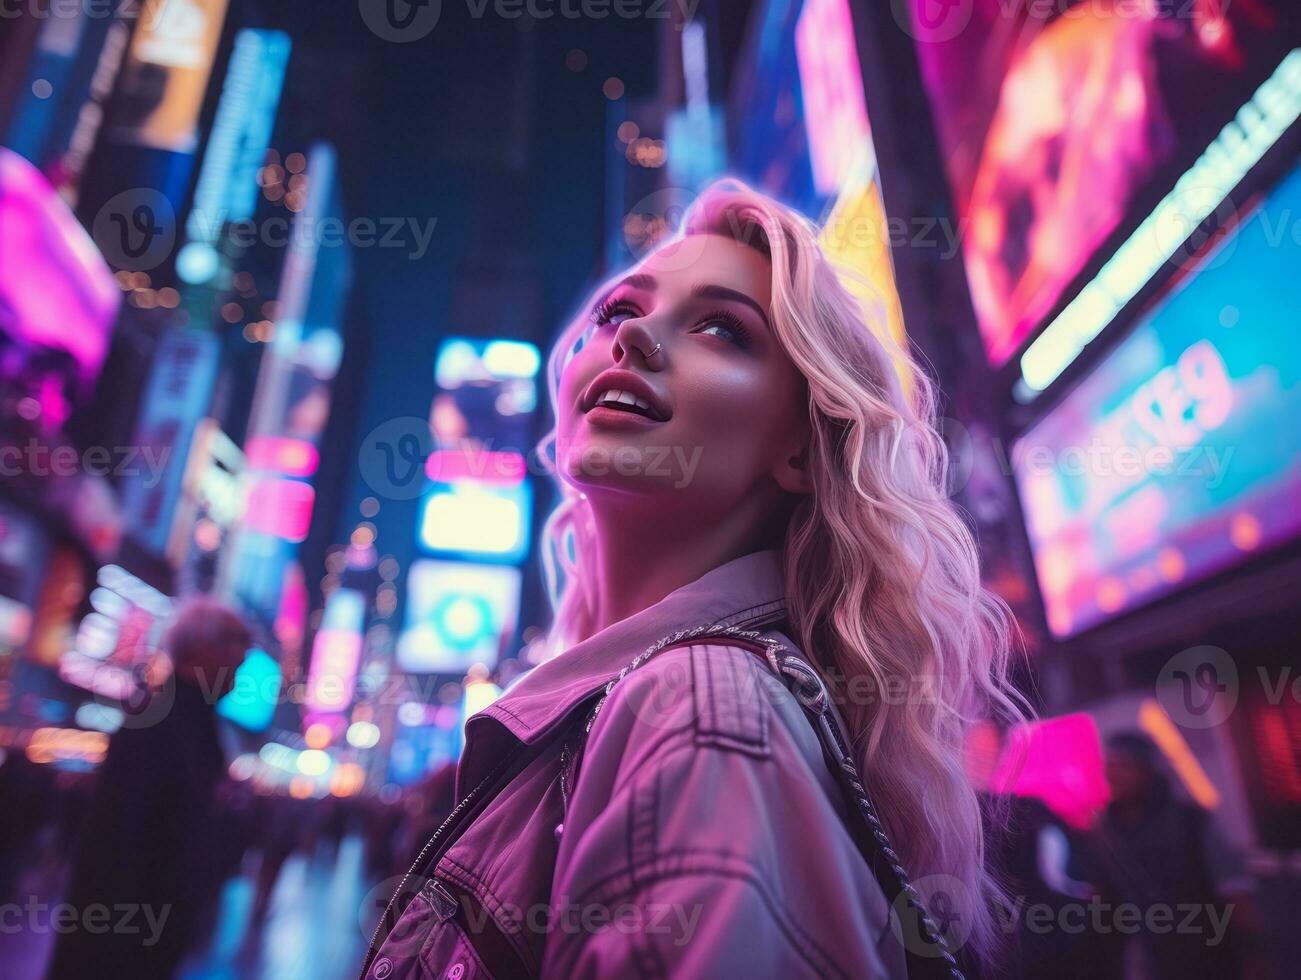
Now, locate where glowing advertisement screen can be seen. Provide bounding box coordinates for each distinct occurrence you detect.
[304,588,365,712]
[217,647,281,731]
[397,560,520,674]
[911,1,1299,365]
[0,148,120,390]
[417,477,531,564]
[432,337,539,454]
[58,566,172,702]
[730,0,818,214]
[1013,164,1301,638]
[794,0,871,197]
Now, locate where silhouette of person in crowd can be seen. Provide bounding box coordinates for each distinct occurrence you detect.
[46,596,250,980]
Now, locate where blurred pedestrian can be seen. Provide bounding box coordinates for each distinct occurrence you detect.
[46,596,251,980]
[1071,731,1262,980]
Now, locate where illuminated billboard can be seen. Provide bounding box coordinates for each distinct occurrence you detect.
[794,0,871,197]
[417,475,531,563]
[58,566,173,701]
[0,148,120,402]
[729,0,818,213]
[217,647,281,731]
[912,2,1300,366]
[1013,163,1301,637]
[397,560,521,673]
[432,337,539,453]
[107,0,232,153]
[304,588,366,712]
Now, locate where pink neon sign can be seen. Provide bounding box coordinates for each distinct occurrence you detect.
[795,0,872,195]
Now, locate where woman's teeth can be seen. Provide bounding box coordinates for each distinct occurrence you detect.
[596,389,656,416]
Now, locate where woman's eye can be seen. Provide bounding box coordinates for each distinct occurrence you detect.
[696,316,751,348]
[591,300,639,327]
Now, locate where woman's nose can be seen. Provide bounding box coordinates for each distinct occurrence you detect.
[611,316,665,371]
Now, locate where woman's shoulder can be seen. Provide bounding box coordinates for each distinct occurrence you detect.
[560,637,900,976]
[586,634,831,787]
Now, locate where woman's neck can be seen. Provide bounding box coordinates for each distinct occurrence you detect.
[585,494,776,636]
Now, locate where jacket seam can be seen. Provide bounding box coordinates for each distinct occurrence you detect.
[717,597,786,627]
[438,854,540,973]
[597,642,778,801]
[691,643,771,753]
[488,699,528,726]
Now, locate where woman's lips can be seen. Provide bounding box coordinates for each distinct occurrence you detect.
[584,404,666,428]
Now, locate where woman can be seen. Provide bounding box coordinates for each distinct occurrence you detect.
[362,180,1023,979]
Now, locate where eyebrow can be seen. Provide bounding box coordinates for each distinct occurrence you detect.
[690,283,771,332]
[595,273,657,308]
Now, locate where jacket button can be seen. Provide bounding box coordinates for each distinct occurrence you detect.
[372,958,393,979]
[446,962,466,979]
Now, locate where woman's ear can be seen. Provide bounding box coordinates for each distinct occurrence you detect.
[773,442,814,495]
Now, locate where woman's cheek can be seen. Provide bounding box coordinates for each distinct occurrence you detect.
[679,388,770,473]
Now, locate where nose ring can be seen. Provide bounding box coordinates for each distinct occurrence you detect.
[644,342,663,363]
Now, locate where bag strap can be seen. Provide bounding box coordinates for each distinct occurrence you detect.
[560,623,965,980]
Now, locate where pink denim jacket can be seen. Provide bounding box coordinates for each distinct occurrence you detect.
[362,549,908,979]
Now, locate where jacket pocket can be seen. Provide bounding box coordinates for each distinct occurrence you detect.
[367,876,493,980]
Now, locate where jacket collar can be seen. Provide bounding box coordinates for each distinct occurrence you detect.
[459,548,787,788]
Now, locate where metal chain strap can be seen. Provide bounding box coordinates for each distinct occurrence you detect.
[555,622,964,979]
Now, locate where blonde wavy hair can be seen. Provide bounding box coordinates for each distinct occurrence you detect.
[534,177,1026,960]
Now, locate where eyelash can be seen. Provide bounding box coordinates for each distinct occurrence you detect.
[589,299,753,350]
[589,298,639,327]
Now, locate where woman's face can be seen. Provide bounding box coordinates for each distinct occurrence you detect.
[556,233,811,518]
